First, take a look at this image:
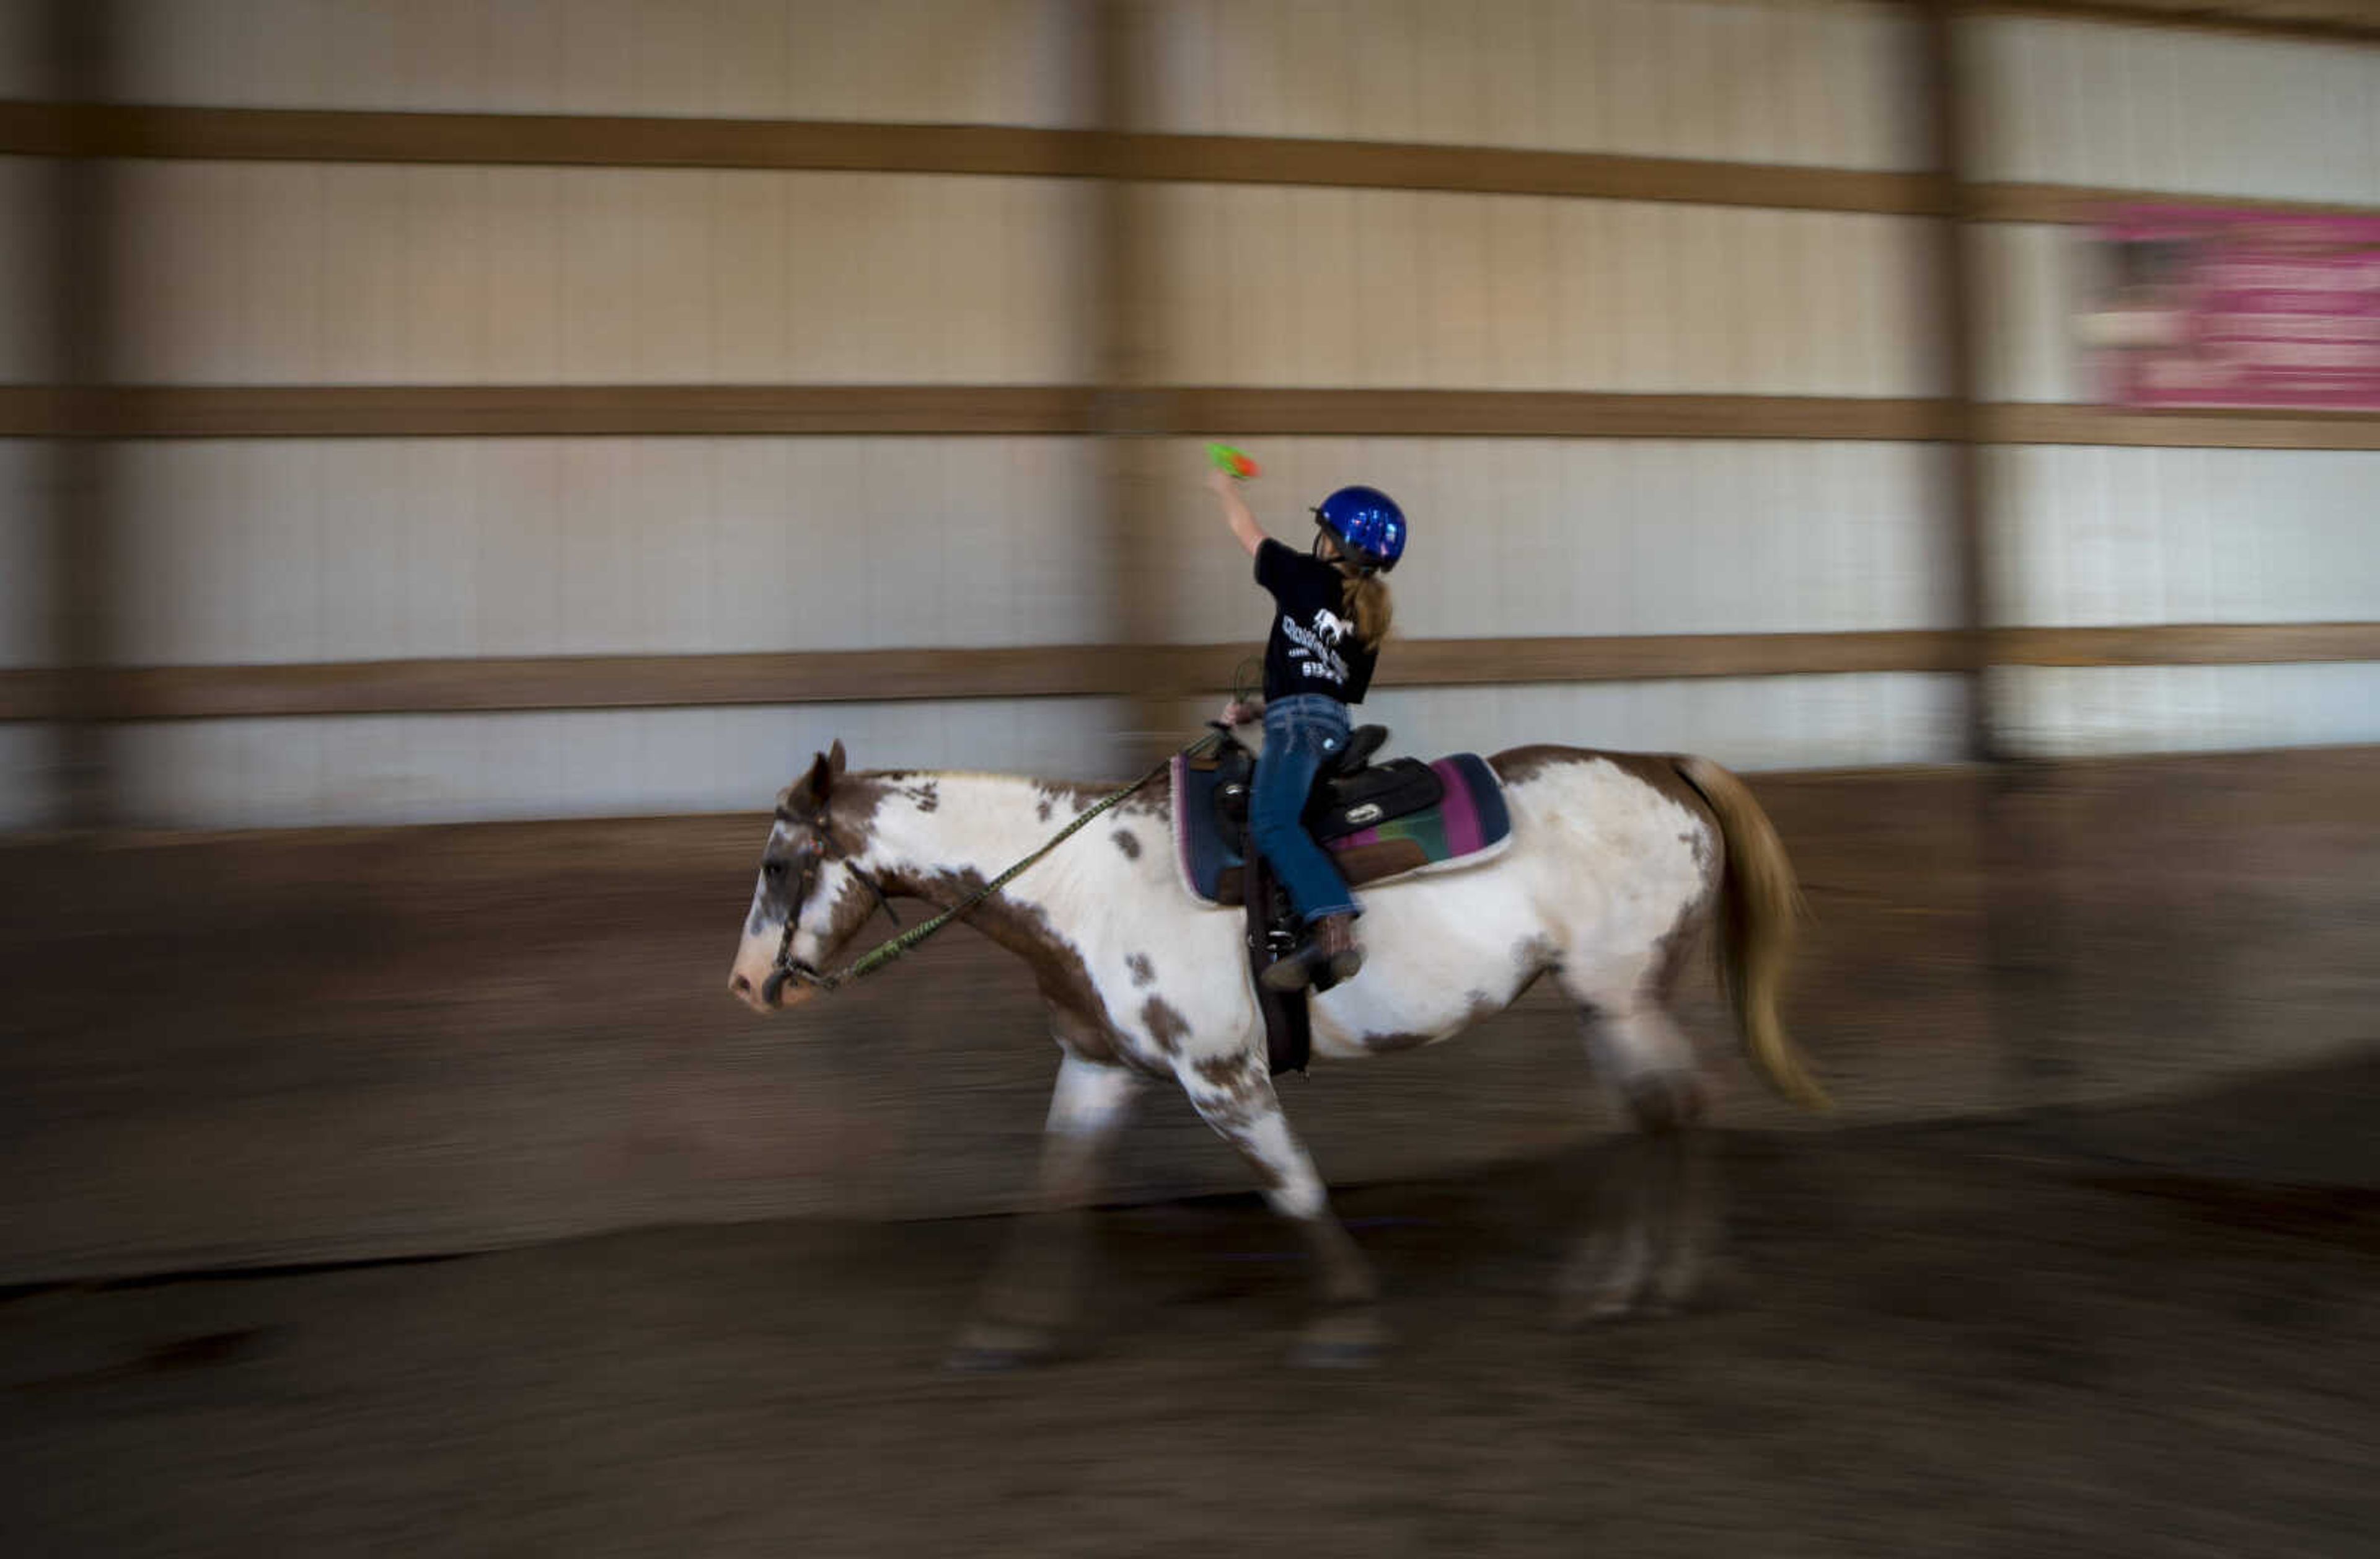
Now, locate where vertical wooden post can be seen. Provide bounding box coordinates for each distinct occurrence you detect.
[1088,0,1181,774]
[1919,1,2070,1109]
[47,1,120,829]
[1918,0,1997,765]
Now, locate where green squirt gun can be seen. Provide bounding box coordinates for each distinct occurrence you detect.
[1207,443,1260,480]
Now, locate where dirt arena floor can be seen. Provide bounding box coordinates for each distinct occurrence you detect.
[5,1055,2375,1559]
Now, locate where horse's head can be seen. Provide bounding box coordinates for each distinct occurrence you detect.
[728,740,879,1014]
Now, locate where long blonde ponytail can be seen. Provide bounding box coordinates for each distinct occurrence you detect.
[1341,567,1393,650]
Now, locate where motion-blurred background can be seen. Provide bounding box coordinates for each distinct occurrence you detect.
[2,3,2378,1551]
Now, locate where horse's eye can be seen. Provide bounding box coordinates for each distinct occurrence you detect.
[764,859,788,881]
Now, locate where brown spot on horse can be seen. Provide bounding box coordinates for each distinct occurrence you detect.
[1139,996,1191,1054]
[1192,1054,1261,1095]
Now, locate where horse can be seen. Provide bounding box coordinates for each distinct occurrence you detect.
[728,731,1826,1368]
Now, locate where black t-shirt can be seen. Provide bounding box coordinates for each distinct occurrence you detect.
[1256,538,1377,704]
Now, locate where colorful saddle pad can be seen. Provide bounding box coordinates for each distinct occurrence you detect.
[1170,747,1514,909]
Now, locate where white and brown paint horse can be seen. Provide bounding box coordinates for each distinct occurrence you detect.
[729,735,1825,1367]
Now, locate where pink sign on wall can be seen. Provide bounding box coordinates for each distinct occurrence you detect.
[2078,206,2380,410]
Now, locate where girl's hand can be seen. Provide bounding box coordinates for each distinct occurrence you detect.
[1204,467,1240,498]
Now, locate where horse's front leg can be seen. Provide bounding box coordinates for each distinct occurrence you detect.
[949,1050,1142,1371]
[1181,1050,1385,1367]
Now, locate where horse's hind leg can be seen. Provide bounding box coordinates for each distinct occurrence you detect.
[1558,1004,1716,1325]
[950,1051,1142,1371]
[1181,1051,1385,1367]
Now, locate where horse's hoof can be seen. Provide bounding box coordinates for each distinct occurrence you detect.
[1289,1308,1385,1369]
[945,1320,1065,1373]
[1554,1286,1647,1330]
[1290,1336,1382,1369]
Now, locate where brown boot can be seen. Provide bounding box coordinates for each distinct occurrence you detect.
[1262,912,1364,992]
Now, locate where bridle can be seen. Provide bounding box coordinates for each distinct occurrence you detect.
[758,810,902,1007]
[750,733,1211,1007]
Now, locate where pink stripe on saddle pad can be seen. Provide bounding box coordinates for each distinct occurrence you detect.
[1431,758,1484,857]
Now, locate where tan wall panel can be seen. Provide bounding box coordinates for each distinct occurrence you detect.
[1972,221,2087,404]
[108,163,1095,385]
[110,437,1107,666]
[1968,12,2380,203]
[0,158,57,385]
[1148,185,1944,395]
[1147,438,1955,645]
[111,696,1125,829]
[0,439,51,669]
[1988,445,2380,629]
[1148,0,1926,170]
[1996,660,2380,756]
[0,1,49,99]
[108,0,1091,126]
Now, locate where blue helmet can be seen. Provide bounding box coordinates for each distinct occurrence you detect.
[1313,485,1407,573]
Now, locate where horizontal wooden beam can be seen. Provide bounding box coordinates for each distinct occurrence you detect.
[1384,631,1981,686]
[1972,180,2380,224]
[1152,632,1983,700]
[7,625,2374,723]
[0,634,1950,721]
[6,114,2371,228]
[1120,133,1945,214]
[0,386,1959,441]
[1981,403,2380,450]
[0,647,1121,722]
[1976,0,2380,46]
[11,107,2366,238]
[1158,390,1957,441]
[9,386,2378,448]
[1993,623,2380,667]
[0,385,1098,438]
[0,102,1098,175]
[0,103,1946,215]
[0,386,72,436]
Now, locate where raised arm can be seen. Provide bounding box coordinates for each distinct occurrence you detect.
[1205,467,1267,558]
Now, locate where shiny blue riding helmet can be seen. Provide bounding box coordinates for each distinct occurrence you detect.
[1312,485,1408,574]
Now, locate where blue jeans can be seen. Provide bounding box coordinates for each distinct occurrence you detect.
[1250,694,1358,925]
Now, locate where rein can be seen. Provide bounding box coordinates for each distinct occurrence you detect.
[762,731,1220,1005]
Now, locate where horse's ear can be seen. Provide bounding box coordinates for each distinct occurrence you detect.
[793,748,835,813]
[827,739,847,778]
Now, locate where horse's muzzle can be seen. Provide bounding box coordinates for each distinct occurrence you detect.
[729,963,815,1014]
[729,969,773,1012]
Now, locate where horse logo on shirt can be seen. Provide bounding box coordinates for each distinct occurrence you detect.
[1312,608,1352,647]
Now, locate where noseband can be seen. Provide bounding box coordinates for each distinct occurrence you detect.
[759,815,900,1007]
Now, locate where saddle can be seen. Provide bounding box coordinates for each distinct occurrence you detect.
[1170,723,1514,1075]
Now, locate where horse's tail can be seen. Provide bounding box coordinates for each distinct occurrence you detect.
[1673,756,1830,1112]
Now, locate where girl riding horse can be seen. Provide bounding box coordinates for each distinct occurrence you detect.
[1204,464,1408,992]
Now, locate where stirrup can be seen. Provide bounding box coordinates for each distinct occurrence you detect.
[1261,922,1363,993]
[1261,943,1320,993]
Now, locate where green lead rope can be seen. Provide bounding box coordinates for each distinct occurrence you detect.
[793,730,1222,994]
